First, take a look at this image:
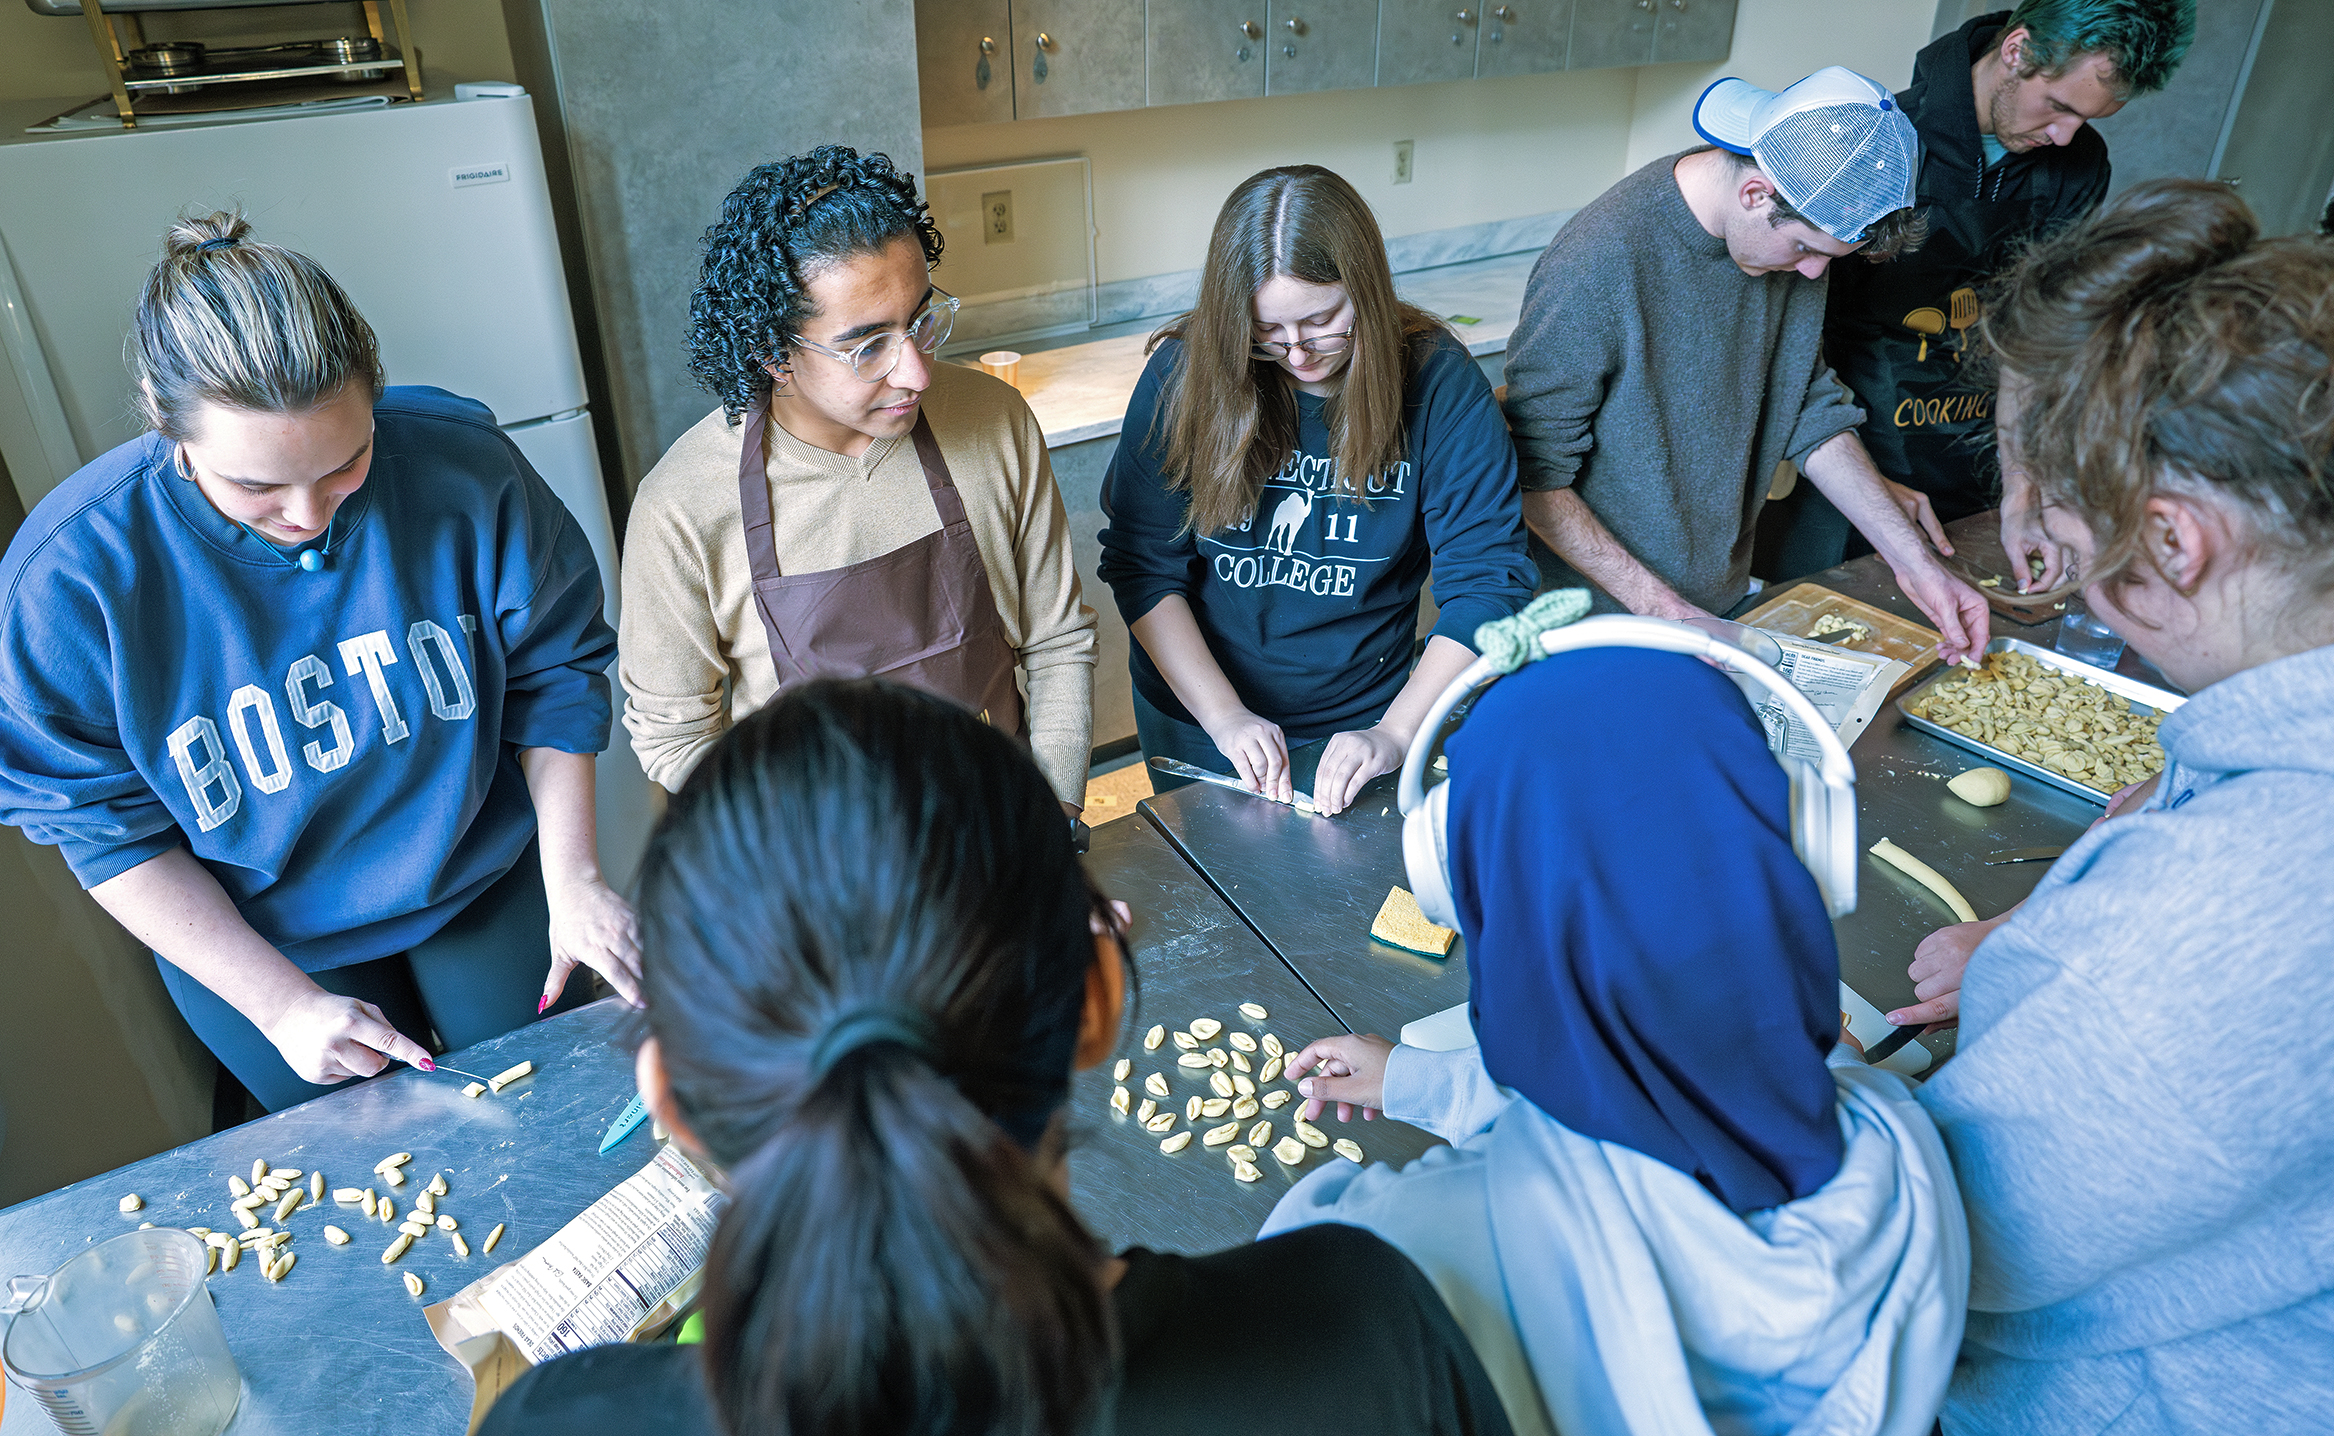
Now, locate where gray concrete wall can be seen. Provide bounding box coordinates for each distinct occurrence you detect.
[503,0,927,488]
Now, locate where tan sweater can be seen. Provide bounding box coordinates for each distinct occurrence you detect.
[618,362,1096,801]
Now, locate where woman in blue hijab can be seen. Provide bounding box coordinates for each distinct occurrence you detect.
[1261,643,1968,1436]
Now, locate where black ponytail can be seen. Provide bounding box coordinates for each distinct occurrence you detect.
[635,680,1118,1436]
[687,145,946,422]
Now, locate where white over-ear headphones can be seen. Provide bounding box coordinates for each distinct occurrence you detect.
[1398,613,1859,926]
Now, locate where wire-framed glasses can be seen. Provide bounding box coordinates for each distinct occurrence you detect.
[794,289,961,382]
[1251,328,1354,361]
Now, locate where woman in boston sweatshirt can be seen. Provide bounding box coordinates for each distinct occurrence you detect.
[1098,166,1534,814]
[0,214,633,1111]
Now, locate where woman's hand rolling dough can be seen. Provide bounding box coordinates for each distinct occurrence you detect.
[1287,1033,1394,1123]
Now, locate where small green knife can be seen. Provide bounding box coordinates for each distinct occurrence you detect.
[599,1093,650,1153]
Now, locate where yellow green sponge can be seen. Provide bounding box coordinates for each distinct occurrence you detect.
[1370,886,1458,956]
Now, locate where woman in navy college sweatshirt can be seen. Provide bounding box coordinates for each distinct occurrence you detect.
[1098,166,1534,813]
[0,214,634,1111]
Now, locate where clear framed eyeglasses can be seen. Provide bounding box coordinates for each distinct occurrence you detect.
[1250,328,1354,361]
[794,288,961,382]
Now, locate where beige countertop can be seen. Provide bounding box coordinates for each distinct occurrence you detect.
[997,249,1538,450]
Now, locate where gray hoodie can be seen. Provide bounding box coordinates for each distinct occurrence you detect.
[1918,642,2334,1435]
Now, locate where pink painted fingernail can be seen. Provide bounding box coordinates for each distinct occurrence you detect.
[418,1057,436,1072]
[537,995,550,1013]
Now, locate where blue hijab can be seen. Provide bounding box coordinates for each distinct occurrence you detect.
[1449,646,1844,1214]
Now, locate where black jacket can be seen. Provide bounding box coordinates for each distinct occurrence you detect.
[1824,12,2112,521]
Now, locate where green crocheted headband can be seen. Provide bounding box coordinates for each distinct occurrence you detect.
[1472,589,1593,675]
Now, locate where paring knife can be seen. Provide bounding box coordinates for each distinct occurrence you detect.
[599,1093,650,1154]
[1984,846,2066,865]
[401,1059,494,1084]
[1148,757,1326,817]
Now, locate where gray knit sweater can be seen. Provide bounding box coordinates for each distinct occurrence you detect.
[1501,153,1865,613]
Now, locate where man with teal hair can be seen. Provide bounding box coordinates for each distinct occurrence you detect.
[1759,0,2195,578]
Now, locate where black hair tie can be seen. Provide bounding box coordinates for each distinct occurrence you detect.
[198,236,239,252]
[809,1005,937,1077]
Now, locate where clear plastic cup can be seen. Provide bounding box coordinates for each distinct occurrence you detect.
[2053,590,2127,670]
[3,1228,240,1436]
[976,350,1023,389]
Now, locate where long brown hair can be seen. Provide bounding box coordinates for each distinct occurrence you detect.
[1979,178,2334,595]
[1154,166,1445,537]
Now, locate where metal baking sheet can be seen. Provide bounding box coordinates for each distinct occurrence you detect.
[1896,637,2186,805]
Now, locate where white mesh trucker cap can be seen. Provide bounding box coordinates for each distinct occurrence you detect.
[1692,66,1920,243]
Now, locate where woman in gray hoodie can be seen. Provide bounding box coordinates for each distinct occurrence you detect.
[1899,179,2334,1434]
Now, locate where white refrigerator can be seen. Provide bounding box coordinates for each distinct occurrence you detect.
[0,87,655,884]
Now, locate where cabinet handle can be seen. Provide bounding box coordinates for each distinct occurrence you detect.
[1635,0,1654,11]
[1238,19,1261,38]
[1455,8,1475,20]
[1668,0,1686,9]
[1284,15,1306,33]
[1492,5,1514,17]
[979,35,996,53]
[1034,31,1056,51]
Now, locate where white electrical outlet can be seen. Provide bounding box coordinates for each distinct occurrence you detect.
[1392,141,1414,185]
[983,190,1014,244]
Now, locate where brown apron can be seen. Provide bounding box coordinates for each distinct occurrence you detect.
[736,401,1025,738]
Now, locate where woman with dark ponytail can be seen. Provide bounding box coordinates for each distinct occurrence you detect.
[481,679,1513,1436]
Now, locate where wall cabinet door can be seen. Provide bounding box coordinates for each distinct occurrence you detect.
[1475,0,1571,77]
[917,0,1016,128]
[1150,0,1268,107]
[1566,0,1655,70]
[1379,0,1481,87]
[1650,0,1735,64]
[1010,0,1146,119]
[1265,0,1378,95]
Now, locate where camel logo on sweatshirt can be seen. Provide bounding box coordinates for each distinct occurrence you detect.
[1207,453,1411,598]
[164,615,479,832]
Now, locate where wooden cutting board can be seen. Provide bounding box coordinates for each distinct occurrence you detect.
[1935,520,2078,625]
[1738,582,1944,693]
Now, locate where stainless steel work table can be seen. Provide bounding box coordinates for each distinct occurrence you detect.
[0,1000,647,1435]
[1068,813,1441,1253]
[1138,515,2148,1073]
[0,814,1434,1434]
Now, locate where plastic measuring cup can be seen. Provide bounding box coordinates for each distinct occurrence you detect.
[3,1228,240,1436]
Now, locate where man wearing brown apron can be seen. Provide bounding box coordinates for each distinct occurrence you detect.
[618,149,1096,819]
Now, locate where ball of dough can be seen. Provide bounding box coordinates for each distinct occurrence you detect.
[1948,767,2013,807]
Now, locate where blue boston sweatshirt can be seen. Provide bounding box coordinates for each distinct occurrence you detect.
[1098,330,1534,734]
[0,386,614,973]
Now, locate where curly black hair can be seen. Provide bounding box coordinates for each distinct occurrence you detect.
[687,146,945,422]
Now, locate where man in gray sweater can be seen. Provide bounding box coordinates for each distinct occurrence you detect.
[1503,67,1988,661]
